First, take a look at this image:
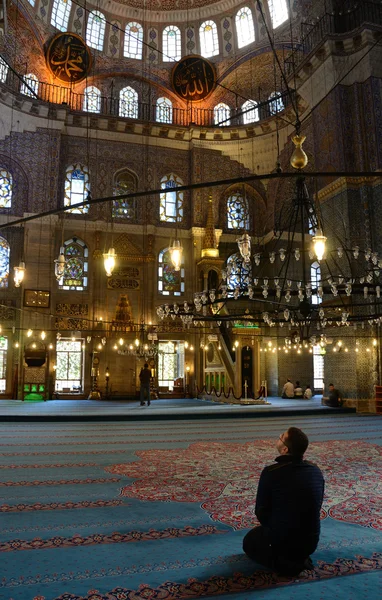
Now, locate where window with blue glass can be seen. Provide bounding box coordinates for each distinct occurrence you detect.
[113,170,137,219]
[0,168,12,208]
[227,192,249,230]
[59,237,88,291]
[269,91,284,115]
[227,253,252,293]
[158,248,184,296]
[0,236,10,288]
[160,174,183,222]
[64,164,90,214]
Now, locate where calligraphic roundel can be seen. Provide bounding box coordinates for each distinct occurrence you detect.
[46,33,92,84]
[172,55,216,102]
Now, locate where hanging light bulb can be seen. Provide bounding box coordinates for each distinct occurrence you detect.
[40,331,46,340]
[13,261,26,287]
[103,247,116,277]
[169,240,183,271]
[27,329,33,337]
[54,247,66,281]
[312,230,327,261]
[236,233,251,263]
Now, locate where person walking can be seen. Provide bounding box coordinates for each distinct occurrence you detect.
[139,363,152,406]
[243,426,324,576]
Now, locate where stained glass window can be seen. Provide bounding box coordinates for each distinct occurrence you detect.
[20,73,38,98]
[124,22,143,59]
[235,7,255,48]
[113,170,137,218]
[0,57,9,83]
[64,164,90,214]
[242,100,259,124]
[83,86,101,113]
[59,237,88,290]
[119,86,139,119]
[214,103,230,126]
[0,336,7,392]
[156,97,172,124]
[55,339,84,392]
[86,11,106,51]
[51,0,72,31]
[158,341,184,387]
[0,236,10,288]
[227,192,250,230]
[199,21,219,58]
[227,253,252,293]
[269,91,284,115]
[0,168,12,208]
[160,173,183,222]
[158,248,185,296]
[269,0,289,29]
[163,25,181,62]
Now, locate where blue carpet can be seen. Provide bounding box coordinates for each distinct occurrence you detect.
[0,415,381,599]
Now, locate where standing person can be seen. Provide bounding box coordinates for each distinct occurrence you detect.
[281,378,294,398]
[243,427,324,576]
[323,383,343,407]
[139,363,152,406]
[304,385,313,399]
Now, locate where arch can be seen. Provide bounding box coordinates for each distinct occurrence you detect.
[227,191,250,230]
[158,247,184,296]
[235,7,255,48]
[119,86,139,119]
[270,0,289,29]
[51,0,72,31]
[59,237,88,290]
[86,11,106,51]
[214,103,230,126]
[163,25,181,62]
[0,167,12,208]
[269,91,284,115]
[124,22,143,59]
[242,99,259,124]
[83,86,101,113]
[200,20,219,57]
[160,173,184,223]
[156,97,173,124]
[0,235,10,288]
[113,169,137,219]
[208,269,219,290]
[20,73,38,97]
[64,164,90,214]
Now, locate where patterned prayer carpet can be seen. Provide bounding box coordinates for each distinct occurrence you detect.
[0,414,381,600]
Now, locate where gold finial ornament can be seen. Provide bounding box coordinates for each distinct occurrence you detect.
[290,134,308,170]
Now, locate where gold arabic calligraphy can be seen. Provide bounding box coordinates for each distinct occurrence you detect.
[172,57,216,102]
[46,34,91,83]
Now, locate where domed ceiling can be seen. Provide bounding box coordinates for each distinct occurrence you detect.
[112,0,231,10]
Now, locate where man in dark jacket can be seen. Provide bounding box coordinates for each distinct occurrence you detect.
[243,427,324,576]
[139,363,152,406]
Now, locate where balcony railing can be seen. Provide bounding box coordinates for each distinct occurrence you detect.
[285,0,382,75]
[0,56,294,128]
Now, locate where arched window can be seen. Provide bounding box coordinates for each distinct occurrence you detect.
[113,170,137,218]
[160,173,183,222]
[226,253,252,293]
[163,25,181,61]
[119,86,139,119]
[269,91,284,115]
[270,0,289,29]
[86,11,106,51]
[124,22,143,59]
[242,100,259,124]
[83,86,101,113]
[158,247,185,296]
[0,168,12,208]
[235,7,255,48]
[51,0,72,31]
[0,336,8,392]
[20,73,38,97]
[214,103,230,126]
[59,237,88,290]
[0,57,9,83]
[199,21,219,57]
[227,192,250,230]
[0,236,10,288]
[156,97,173,124]
[311,261,321,305]
[64,164,90,214]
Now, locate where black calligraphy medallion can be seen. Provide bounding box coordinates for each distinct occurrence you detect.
[46,33,92,84]
[172,55,216,102]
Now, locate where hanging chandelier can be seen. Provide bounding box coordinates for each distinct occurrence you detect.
[103,247,116,277]
[54,247,66,281]
[169,239,183,271]
[13,261,26,287]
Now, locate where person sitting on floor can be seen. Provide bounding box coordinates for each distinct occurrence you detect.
[304,385,313,399]
[294,381,303,399]
[281,379,294,399]
[322,383,343,407]
[243,427,324,576]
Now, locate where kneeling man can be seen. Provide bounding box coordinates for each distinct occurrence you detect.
[243,427,324,576]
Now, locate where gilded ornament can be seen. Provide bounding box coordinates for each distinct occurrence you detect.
[290,134,308,170]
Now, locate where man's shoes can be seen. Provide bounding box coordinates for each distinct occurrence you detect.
[140,402,145,406]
